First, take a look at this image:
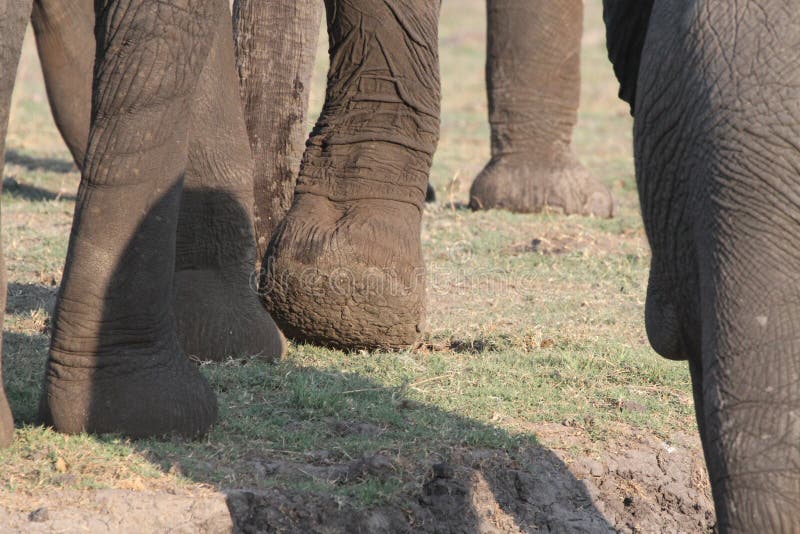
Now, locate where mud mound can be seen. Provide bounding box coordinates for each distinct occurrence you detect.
[226,423,714,533]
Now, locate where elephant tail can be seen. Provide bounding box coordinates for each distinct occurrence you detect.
[602,0,655,115]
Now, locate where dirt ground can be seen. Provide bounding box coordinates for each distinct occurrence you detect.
[1,420,713,533]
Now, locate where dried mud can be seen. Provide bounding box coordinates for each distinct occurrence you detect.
[0,422,714,533]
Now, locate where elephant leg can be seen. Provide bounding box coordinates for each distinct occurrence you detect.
[174,0,286,362]
[469,0,614,217]
[633,3,800,530]
[0,0,34,447]
[263,0,440,349]
[33,0,282,363]
[41,0,219,438]
[30,0,94,169]
[233,0,322,260]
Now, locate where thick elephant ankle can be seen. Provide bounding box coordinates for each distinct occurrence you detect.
[469,153,615,217]
[174,268,286,362]
[261,0,439,350]
[40,343,218,439]
[262,193,426,350]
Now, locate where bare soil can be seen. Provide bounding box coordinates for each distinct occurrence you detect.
[1,421,713,533]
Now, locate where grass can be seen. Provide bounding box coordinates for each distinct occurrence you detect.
[0,0,695,510]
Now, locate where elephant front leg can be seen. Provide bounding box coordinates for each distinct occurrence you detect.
[262,0,441,349]
[0,0,34,447]
[41,0,219,438]
[469,0,614,217]
[173,0,286,363]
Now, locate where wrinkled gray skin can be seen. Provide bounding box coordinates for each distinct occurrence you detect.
[232,0,323,262]
[262,0,440,349]
[27,1,609,354]
[605,1,800,531]
[31,0,286,365]
[33,0,436,351]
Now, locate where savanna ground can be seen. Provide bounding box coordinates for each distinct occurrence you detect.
[0,2,715,532]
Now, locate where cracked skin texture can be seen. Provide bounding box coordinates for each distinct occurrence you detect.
[263,0,440,350]
[606,0,800,530]
[470,0,614,217]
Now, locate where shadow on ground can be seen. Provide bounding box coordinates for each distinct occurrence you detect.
[3,328,614,532]
[6,282,57,315]
[4,150,76,174]
[2,177,77,202]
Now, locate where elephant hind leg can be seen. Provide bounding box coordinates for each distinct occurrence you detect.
[43,0,219,439]
[174,0,285,363]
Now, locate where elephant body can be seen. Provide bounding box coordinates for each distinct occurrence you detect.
[605,0,800,530]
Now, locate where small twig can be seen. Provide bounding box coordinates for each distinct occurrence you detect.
[409,373,454,392]
[341,386,393,395]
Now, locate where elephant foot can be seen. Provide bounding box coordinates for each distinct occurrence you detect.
[262,193,425,350]
[469,153,615,217]
[40,341,218,439]
[0,389,12,447]
[174,268,286,362]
